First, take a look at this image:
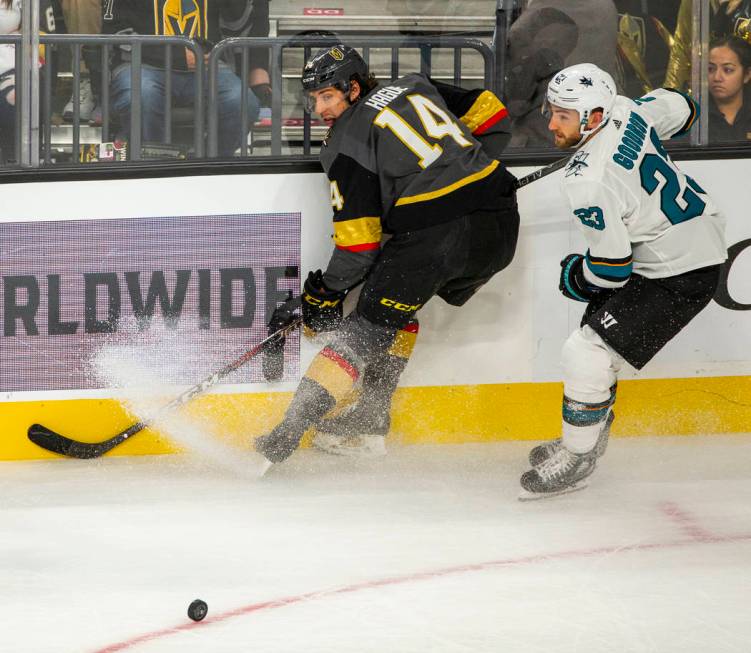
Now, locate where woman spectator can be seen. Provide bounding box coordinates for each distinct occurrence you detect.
[0,0,20,163]
[665,0,751,90]
[708,35,751,142]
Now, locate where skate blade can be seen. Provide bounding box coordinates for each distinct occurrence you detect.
[313,442,387,458]
[313,434,386,458]
[243,450,273,478]
[517,480,589,502]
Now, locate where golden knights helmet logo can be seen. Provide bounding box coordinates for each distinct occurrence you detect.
[735,17,751,43]
[329,47,344,61]
[157,0,207,39]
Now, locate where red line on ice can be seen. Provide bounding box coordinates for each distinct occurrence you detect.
[93,530,751,652]
[659,501,717,542]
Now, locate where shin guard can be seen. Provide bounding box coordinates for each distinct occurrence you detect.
[560,326,622,454]
[255,342,363,463]
[315,320,418,442]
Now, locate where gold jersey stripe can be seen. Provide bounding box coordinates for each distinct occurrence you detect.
[333,216,382,248]
[395,160,500,207]
[305,352,358,403]
[460,91,506,133]
[388,328,418,359]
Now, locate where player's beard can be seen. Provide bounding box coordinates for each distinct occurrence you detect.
[553,130,583,149]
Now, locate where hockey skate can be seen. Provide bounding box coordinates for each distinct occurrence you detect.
[254,421,305,465]
[313,402,388,458]
[518,446,597,501]
[246,450,273,478]
[527,410,614,467]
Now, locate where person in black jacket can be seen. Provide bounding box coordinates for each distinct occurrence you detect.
[253,45,519,469]
[708,35,751,142]
[103,1,268,157]
[506,0,620,148]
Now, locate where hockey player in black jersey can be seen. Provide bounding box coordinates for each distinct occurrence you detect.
[254,45,519,469]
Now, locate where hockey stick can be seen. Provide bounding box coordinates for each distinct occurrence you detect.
[28,315,303,459]
[513,155,571,190]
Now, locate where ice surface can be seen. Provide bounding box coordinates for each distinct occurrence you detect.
[2,435,751,652]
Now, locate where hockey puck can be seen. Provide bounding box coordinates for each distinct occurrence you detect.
[187,599,208,622]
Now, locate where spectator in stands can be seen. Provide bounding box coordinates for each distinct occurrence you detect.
[0,0,19,162]
[505,0,620,148]
[103,1,267,157]
[709,35,751,142]
[60,0,101,125]
[0,0,58,163]
[665,0,751,91]
[221,1,272,109]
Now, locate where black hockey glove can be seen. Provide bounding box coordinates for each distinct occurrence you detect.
[262,291,301,381]
[302,270,346,334]
[559,253,601,303]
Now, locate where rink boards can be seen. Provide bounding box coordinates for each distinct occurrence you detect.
[1,159,750,460]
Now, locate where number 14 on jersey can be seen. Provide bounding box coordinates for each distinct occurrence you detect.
[375,95,472,168]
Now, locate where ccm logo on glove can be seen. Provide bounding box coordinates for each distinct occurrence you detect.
[302,294,342,308]
[301,270,346,333]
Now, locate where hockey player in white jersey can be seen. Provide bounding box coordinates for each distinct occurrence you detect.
[520,63,727,499]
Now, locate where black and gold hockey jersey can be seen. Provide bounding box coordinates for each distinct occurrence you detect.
[320,73,514,291]
[103,0,260,69]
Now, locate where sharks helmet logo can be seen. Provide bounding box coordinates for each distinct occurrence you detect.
[579,76,594,87]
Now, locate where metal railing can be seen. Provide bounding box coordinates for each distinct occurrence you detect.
[41,34,205,163]
[208,35,496,157]
[0,34,23,163]
[0,0,743,170]
[1,33,495,167]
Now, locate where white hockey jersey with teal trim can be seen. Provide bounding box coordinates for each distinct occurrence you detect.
[559,88,727,289]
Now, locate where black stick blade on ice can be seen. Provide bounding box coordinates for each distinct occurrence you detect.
[27,422,144,459]
[27,313,302,459]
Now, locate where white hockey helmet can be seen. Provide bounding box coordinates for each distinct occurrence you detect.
[544,63,617,143]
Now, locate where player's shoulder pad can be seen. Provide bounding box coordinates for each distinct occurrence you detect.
[322,107,378,174]
[429,77,509,136]
[631,88,699,139]
[660,87,700,137]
